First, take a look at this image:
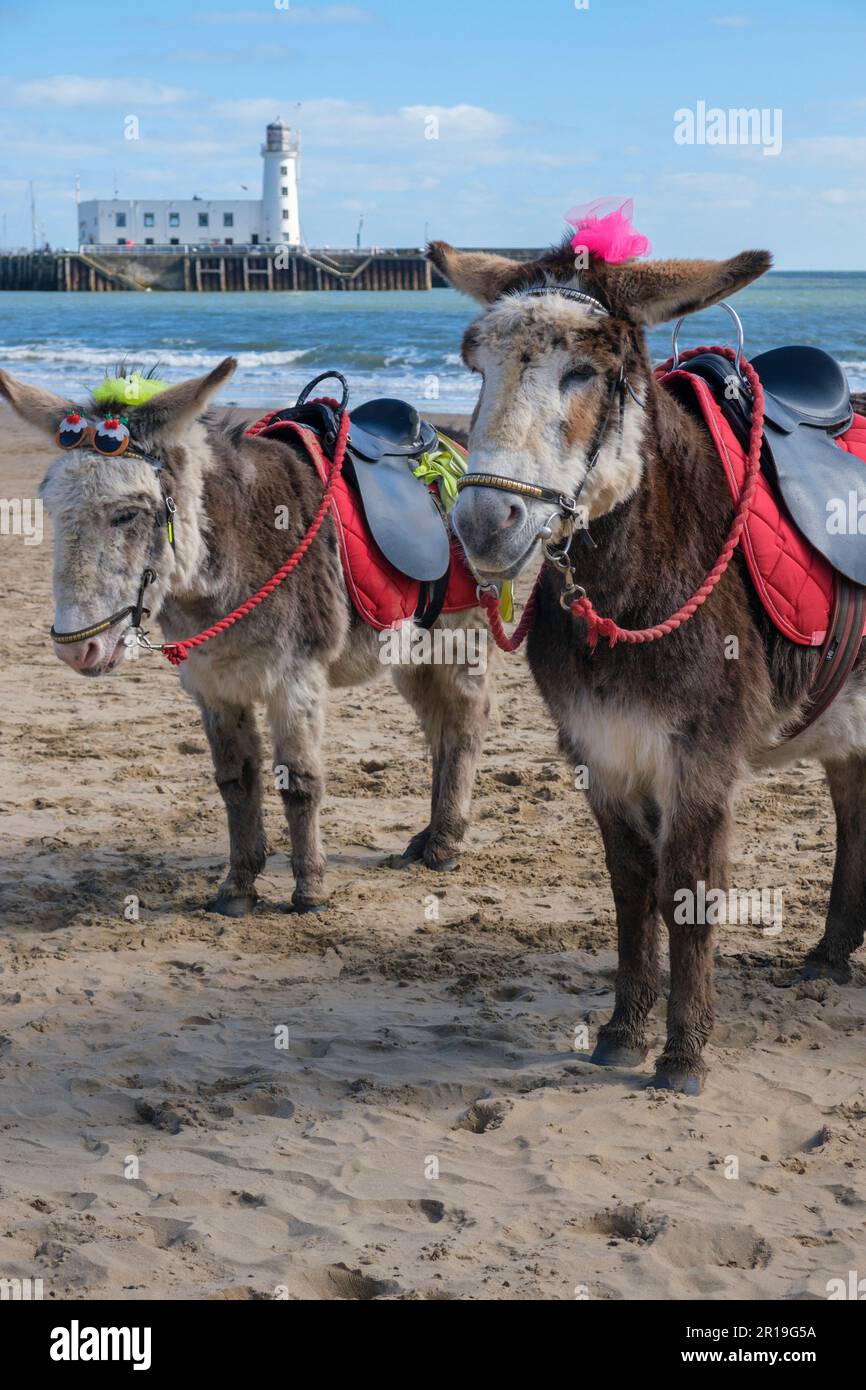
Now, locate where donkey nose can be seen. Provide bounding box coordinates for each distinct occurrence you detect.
[53,638,102,672]
[453,487,528,556]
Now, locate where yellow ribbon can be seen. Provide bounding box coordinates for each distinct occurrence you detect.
[415,433,514,622]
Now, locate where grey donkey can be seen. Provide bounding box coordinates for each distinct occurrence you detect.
[0,358,493,914]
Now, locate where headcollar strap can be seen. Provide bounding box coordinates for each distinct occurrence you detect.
[50,570,157,646]
[519,285,610,317]
[48,447,175,645]
[77,446,177,552]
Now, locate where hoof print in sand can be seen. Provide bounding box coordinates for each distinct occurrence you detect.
[582,1203,663,1245]
[455,1099,507,1133]
[321,1263,401,1301]
[135,1099,184,1135]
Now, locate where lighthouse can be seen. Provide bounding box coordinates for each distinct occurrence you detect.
[261,117,301,247]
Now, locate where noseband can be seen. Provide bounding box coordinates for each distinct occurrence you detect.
[49,449,176,647]
[455,286,642,602]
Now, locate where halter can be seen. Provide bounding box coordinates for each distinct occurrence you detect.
[49,447,177,647]
[454,284,641,603]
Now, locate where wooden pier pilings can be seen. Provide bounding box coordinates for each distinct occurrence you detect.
[0,248,437,293]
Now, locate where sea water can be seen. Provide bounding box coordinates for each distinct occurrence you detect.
[1,275,865,415]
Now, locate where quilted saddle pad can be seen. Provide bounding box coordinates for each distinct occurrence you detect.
[247,412,477,631]
[662,370,866,646]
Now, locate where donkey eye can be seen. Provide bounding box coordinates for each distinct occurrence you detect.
[561,365,597,390]
[112,509,140,528]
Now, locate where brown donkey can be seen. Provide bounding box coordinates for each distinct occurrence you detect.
[0,360,491,913]
[430,238,866,1093]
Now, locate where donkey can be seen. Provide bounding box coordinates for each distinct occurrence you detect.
[0,360,491,914]
[429,238,866,1093]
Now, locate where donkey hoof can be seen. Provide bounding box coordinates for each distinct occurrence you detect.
[419,839,461,872]
[423,850,459,872]
[291,895,329,915]
[800,957,850,984]
[590,1039,648,1068]
[209,889,257,918]
[652,1068,704,1096]
[400,830,430,863]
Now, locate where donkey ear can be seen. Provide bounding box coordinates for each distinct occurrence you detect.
[134,356,237,429]
[428,240,554,305]
[0,368,74,436]
[593,250,772,327]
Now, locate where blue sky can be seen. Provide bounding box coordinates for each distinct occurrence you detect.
[1,0,865,266]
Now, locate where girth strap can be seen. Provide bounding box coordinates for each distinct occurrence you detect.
[786,578,866,741]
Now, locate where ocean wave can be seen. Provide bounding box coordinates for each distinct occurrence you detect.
[0,343,317,370]
[838,361,866,391]
[0,348,478,413]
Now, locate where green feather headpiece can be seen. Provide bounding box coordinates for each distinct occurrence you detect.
[91,370,170,410]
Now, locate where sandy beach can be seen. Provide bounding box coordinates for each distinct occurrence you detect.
[1,404,864,1302]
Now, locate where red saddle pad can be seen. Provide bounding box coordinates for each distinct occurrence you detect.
[662,370,866,646]
[247,412,478,630]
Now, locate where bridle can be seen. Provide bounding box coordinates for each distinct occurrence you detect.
[48,389,352,668]
[49,448,176,648]
[454,285,643,609]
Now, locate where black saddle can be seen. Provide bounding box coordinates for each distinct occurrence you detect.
[345,398,450,583]
[271,374,452,621]
[682,345,866,586]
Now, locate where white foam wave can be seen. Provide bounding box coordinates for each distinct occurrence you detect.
[0,344,314,370]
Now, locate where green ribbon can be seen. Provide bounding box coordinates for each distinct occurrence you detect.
[415,432,514,622]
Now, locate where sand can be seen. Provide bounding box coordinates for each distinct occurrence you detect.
[0,404,864,1302]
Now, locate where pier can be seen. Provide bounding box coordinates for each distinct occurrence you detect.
[0,247,436,292]
[0,246,540,293]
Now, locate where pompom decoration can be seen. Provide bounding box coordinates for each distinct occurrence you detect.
[565,198,650,265]
[93,416,130,456]
[55,411,89,450]
[92,371,170,410]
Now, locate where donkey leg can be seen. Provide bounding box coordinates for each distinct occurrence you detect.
[268,679,329,913]
[391,640,491,870]
[199,701,267,917]
[802,756,866,983]
[655,798,732,1094]
[589,804,660,1068]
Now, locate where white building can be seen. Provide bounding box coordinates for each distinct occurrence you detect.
[78,119,301,250]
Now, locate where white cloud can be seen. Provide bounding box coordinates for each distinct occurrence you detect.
[12,76,195,107]
[788,136,866,165]
[400,104,512,142]
[212,97,513,149]
[656,171,759,208]
[198,5,371,24]
[820,188,866,206]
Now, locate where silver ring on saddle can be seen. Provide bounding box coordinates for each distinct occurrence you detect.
[671,300,747,383]
[674,310,865,588]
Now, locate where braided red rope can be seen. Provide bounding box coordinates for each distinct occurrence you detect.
[481,346,765,655]
[480,572,543,653]
[161,401,349,666]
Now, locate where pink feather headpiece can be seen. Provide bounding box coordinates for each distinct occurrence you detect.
[565,198,651,265]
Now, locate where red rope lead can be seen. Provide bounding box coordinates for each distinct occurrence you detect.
[480,572,543,653]
[481,346,765,655]
[571,347,763,649]
[161,403,350,666]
